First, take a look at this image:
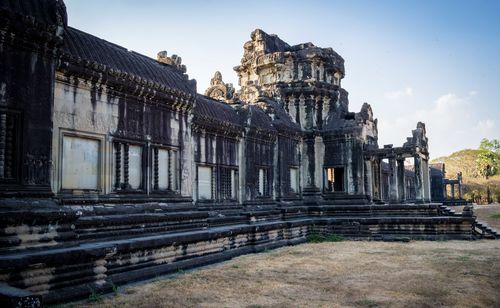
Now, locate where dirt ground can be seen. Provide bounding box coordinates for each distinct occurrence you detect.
[80,240,500,308]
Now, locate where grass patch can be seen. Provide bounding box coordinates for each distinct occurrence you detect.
[355,299,379,307]
[456,255,471,262]
[490,213,500,219]
[307,232,344,243]
[88,287,103,303]
[111,282,119,295]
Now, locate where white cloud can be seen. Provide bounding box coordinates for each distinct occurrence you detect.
[474,119,495,135]
[376,91,499,158]
[433,93,462,113]
[384,87,413,100]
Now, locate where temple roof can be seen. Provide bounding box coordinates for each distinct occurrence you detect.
[62,27,196,95]
[0,0,67,27]
[246,105,276,133]
[193,95,242,129]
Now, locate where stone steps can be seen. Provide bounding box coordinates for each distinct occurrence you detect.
[473,220,500,239]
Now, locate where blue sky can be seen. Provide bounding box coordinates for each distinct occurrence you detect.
[64,0,500,158]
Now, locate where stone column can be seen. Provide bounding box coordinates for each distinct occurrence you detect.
[451,184,455,200]
[364,159,373,202]
[302,134,320,200]
[458,183,463,199]
[414,155,424,203]
[179,113,193,197]
[316,96,324,130]
[294,95,301,127]
[238,136,246,204]
[305,96,314,130]
[443,183,448,200]
[388,157,399,203]
[373,158,383,202]
[397,158,406,203]
[422,159,431,202]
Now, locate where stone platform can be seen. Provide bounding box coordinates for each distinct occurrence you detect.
[0,200,480,305]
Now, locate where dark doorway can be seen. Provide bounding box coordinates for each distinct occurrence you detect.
[325,167,345,192]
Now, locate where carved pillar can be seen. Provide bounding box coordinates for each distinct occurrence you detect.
[284,95,290,113]
[397,158,406,203]
[443,183,447,200]
[0,113,6,178]
[414,155,424,203]
[168,150,173,190]
[451,184,455,200]
[4,116,13,179]
[123,143,130,189]
[153,147,159,191]
[114,142,121,190]
[388,157,399,203]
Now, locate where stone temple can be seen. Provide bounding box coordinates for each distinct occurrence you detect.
[0,1,493,306]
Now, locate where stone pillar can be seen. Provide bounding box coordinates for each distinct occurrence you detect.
[414,155,424,203]
[316,96,324,130]
[443,183,448,200]
[302,134,320,200]
[272,137,279,200]
[284,96,290,113]
[238,136,246,204]
[294,95,301,127]
[388,157,399,203]
[451,184,455,200]
[373,158,383,202]
[397,158,406,203]
[364,159,373,202]
[422,159,431,202]
[305,96,314,130]
[179,113,193,197]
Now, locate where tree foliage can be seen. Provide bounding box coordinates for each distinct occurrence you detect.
[476,138,500,179]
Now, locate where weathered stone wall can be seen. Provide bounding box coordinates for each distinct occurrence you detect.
[0,0,66,197]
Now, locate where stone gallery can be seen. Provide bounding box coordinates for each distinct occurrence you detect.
[0,0,488,305]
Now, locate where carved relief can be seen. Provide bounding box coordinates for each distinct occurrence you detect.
[24,152,51,185]
[204,71,235,103]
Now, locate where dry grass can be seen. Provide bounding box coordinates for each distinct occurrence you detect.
[473,203,500,230]
[80,240,500,308]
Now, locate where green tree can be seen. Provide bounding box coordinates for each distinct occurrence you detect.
[479,138,500,152]
[475,138,500,179]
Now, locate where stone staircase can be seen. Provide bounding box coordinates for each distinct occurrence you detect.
[439,204,500,239]
[473,221,500,239]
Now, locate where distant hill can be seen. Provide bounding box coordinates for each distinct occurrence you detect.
[431,149,500,203]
